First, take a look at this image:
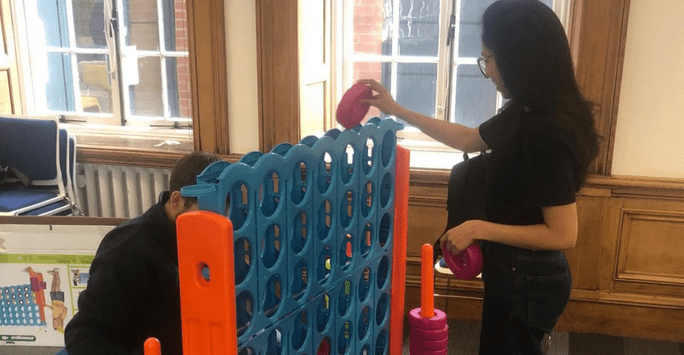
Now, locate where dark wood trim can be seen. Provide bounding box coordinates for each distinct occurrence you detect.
[76,146,187,168]
[256,0,300,152]
[186,0,230,154]
[0,216,126,226]
[77,145,244,169]
[571,0,631,175]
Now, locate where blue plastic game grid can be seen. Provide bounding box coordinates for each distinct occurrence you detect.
[181,118,402,354]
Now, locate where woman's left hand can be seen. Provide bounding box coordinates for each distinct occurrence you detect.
[440,220,486,254]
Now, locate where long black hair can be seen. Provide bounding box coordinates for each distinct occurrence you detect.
[481,0,599,189]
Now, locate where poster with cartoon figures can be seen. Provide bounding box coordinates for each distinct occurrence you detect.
[0,219,118,347]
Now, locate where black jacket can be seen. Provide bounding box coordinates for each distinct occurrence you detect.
[65,192,182,355]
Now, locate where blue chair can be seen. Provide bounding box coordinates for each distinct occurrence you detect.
[21,128,77,216]
[0,116,69,215]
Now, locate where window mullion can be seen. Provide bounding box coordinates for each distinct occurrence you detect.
[64,0,82,114]
[390,0,400,100]
[156,0,170,122]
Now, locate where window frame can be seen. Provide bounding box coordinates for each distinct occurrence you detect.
[7,0,229,167]
[259,0,628,177]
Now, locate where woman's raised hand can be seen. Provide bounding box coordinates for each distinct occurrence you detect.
[357,79,404,117]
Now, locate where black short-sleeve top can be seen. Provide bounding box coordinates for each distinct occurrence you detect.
[478,101,580,226]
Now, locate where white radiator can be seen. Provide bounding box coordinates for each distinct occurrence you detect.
[76,164,171,218]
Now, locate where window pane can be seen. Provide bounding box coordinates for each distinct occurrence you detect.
[78,54,113,113]
[45,52,75,111]
[398,0,440,57]
[130,56,163,117]
[458,0,497,58]
[165,57,192,118]
[396,63,437,118]
[124,0,160,51]
[352,61,389,120]
[74,0,107,48]
[36,0,70,47]
[163,0,188,52]
[452,64,497,128]
[353,0,392,55]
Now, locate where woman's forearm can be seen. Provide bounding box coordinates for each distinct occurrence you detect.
[394,107,487,153]
[478,220,576,251]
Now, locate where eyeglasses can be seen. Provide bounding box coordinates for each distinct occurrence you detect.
[477,54,494,76]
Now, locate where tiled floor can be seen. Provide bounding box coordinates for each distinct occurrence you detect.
[2,321,683,354]
[402,319,684,355]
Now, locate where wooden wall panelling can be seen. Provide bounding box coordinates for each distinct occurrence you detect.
[256,0,301,152]
[571,0,631,175]
[186,0,229,154]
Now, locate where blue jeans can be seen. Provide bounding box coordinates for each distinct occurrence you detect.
[478,241,571,355]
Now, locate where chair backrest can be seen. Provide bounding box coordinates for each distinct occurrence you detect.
[0,116,63,188]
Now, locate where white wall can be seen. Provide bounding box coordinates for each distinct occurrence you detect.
[226,0,260,154]
[612,0,684,179]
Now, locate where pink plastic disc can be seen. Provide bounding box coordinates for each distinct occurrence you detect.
[441,241,483,280]
[409,335,448,351]
[408,308,447,331]
[336,83,372,129]
[409,324,449,341]
[408,344,448,355]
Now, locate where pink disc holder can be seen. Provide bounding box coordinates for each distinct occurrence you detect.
[441,241,483,280]
[336,83,372,129]
[408,308,447,331]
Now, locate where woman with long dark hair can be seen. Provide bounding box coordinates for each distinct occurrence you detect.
[360,1,599,353]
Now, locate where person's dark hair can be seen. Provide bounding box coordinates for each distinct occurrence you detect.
[481,0,599,188]
[169,151,220,206]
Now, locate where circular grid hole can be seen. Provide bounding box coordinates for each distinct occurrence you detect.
[291,259,308,301]
[338,280,352,317]
[358,306,371,341]
[291,161,308,206]
[292,311,308,350]
[261,224,281,269]
[228,182,250,230]
[380,173,392,208]
[318,200,333,240]
[340,190,354,229]
[377,256,390,290]
[260,171,280,217]
[375,293,389,326]
[358,268,371,302]
[362,181,373,217]
[291,212,308,255]
[337,320,352,355]
[363,138,375,176]
[381,130,396,168]
[318,152,333,194]
[317,247,332,283]
[234,238,251,285]
[342,144,355,184]
[379,214,391,248]
[263,274,282,318]
[236,291,254,337]
[316,294,331,333]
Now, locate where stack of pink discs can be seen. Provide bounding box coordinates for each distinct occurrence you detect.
[336,83,372,129]
[408,308,449,355]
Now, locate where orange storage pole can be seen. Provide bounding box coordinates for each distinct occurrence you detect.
[420,244,434,318]
[144,337,161,355]
[390,146,410,355]
[176,211,238,355]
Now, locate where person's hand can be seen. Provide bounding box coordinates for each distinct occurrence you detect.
[357,79,404,117]
[439,220,485,254]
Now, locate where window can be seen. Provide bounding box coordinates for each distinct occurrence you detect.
[15,0,193,149]
[338,0,569,167]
